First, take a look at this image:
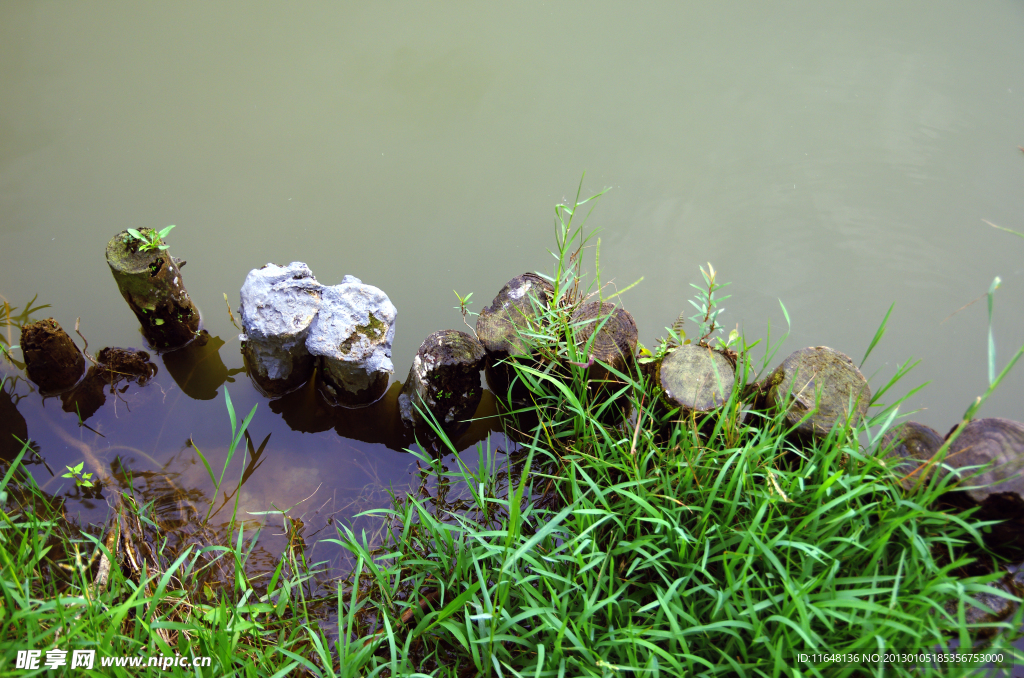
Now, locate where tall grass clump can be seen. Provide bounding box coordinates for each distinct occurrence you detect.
[331,181,1023,677]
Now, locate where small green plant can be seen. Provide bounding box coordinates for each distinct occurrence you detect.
[61,461,94,488]
[125,224,175,252]
[453,289,476,335]
[689,261,731,346]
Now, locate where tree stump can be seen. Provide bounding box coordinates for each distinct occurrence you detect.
[105,229,200,350]
[306,275,397,407]
[757,346,870,440]
[879,422,943,491]
[20,318,85,393]
[60,347,156,420]
[569,302,638,379]
[476,273,553,358]
[656,344,735,413]
[238,262,323,396]
[399,330,486,429]
[477,273,554,402]
[924,418,1024,555]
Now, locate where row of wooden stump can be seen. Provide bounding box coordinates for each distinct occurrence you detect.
[14,231,1024,553]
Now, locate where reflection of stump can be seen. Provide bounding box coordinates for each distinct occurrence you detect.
[477,273,553,401]
[21,319,85,393]
[569,302,638,379]
[399,330,486,429]
[60,347,156,421]
[238,262,323,396]
[656,344,735,413]
[879,422,943,491]
[758,346,870,440]
[106,230,200,350]
[162,331,234,401]
[306,276,397,407]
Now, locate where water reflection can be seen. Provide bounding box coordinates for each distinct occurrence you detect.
[161,330,244,401]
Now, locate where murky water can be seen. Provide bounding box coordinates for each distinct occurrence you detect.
[2,2,1024,573]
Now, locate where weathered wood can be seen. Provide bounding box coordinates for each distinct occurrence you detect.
[61,347,156,420]
[476,273,553,358]
[105,229,200,350]
[656,344,735,413]
[569,302,638,378]
[398,330,486,428]
[879,421,943,491]
[759,346,870,439]
[946,418,1024,504]
[20,318,85,393]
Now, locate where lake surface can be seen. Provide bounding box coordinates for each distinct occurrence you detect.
[2,2,1023,568]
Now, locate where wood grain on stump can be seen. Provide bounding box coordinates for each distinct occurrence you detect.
[105,229,200,350]
[399,330,486,429]
[761,346,870,440]
[569,302,638,378]
[476,273,553,358]
[879,422,943,491]
[20,318,85,393]
[656,344,735,413]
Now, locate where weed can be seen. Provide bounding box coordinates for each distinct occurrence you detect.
[60,461,94,488]
[125,224,175,252]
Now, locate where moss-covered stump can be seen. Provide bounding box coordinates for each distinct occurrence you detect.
[20,318,85,393]
[569,302,638,379]
[656,344,735,413]
[757,346,870,440]
[306,276,397,407]
[399,330,486,429]
[879,422,943,491]
[477,273,554,401]
[105,229,199,350]
[476,273,553,357]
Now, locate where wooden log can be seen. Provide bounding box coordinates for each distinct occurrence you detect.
[758,346,870,440]
[879,422,943,491]
[105,229,199,350]
[399,330,486,429]
[60,347,156,420]
[476,273,553,358]
[940,418,1024,554]
[568,302,638,378]
[20,318,85,393]
[656,344,735,413]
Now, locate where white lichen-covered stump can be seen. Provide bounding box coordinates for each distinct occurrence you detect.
[238,262,323,395]
[757,346,870,440]
[398,330,486,428]
[306,275,397,407]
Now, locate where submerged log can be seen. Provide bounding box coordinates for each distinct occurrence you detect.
[238,262,323,396]
[476,273,553,358]
[306,275,397,407]
[61,347,156,421]
[656,344,735,413]
[105,229,200,350]
[758,346,870,440]
[399,330,486,429]
[569,302,638,379]
[879,421,943,491]
[20,318,85,393]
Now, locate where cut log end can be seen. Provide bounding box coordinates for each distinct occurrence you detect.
[657,344,735,413]
[764,346,870,440]
[475,273,553,357]
[879,422,943,491]
[569,302,638,376]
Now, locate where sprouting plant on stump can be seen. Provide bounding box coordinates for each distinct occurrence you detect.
[453,290,477,335]
[690,261,731,346]
[126,224,175,252]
